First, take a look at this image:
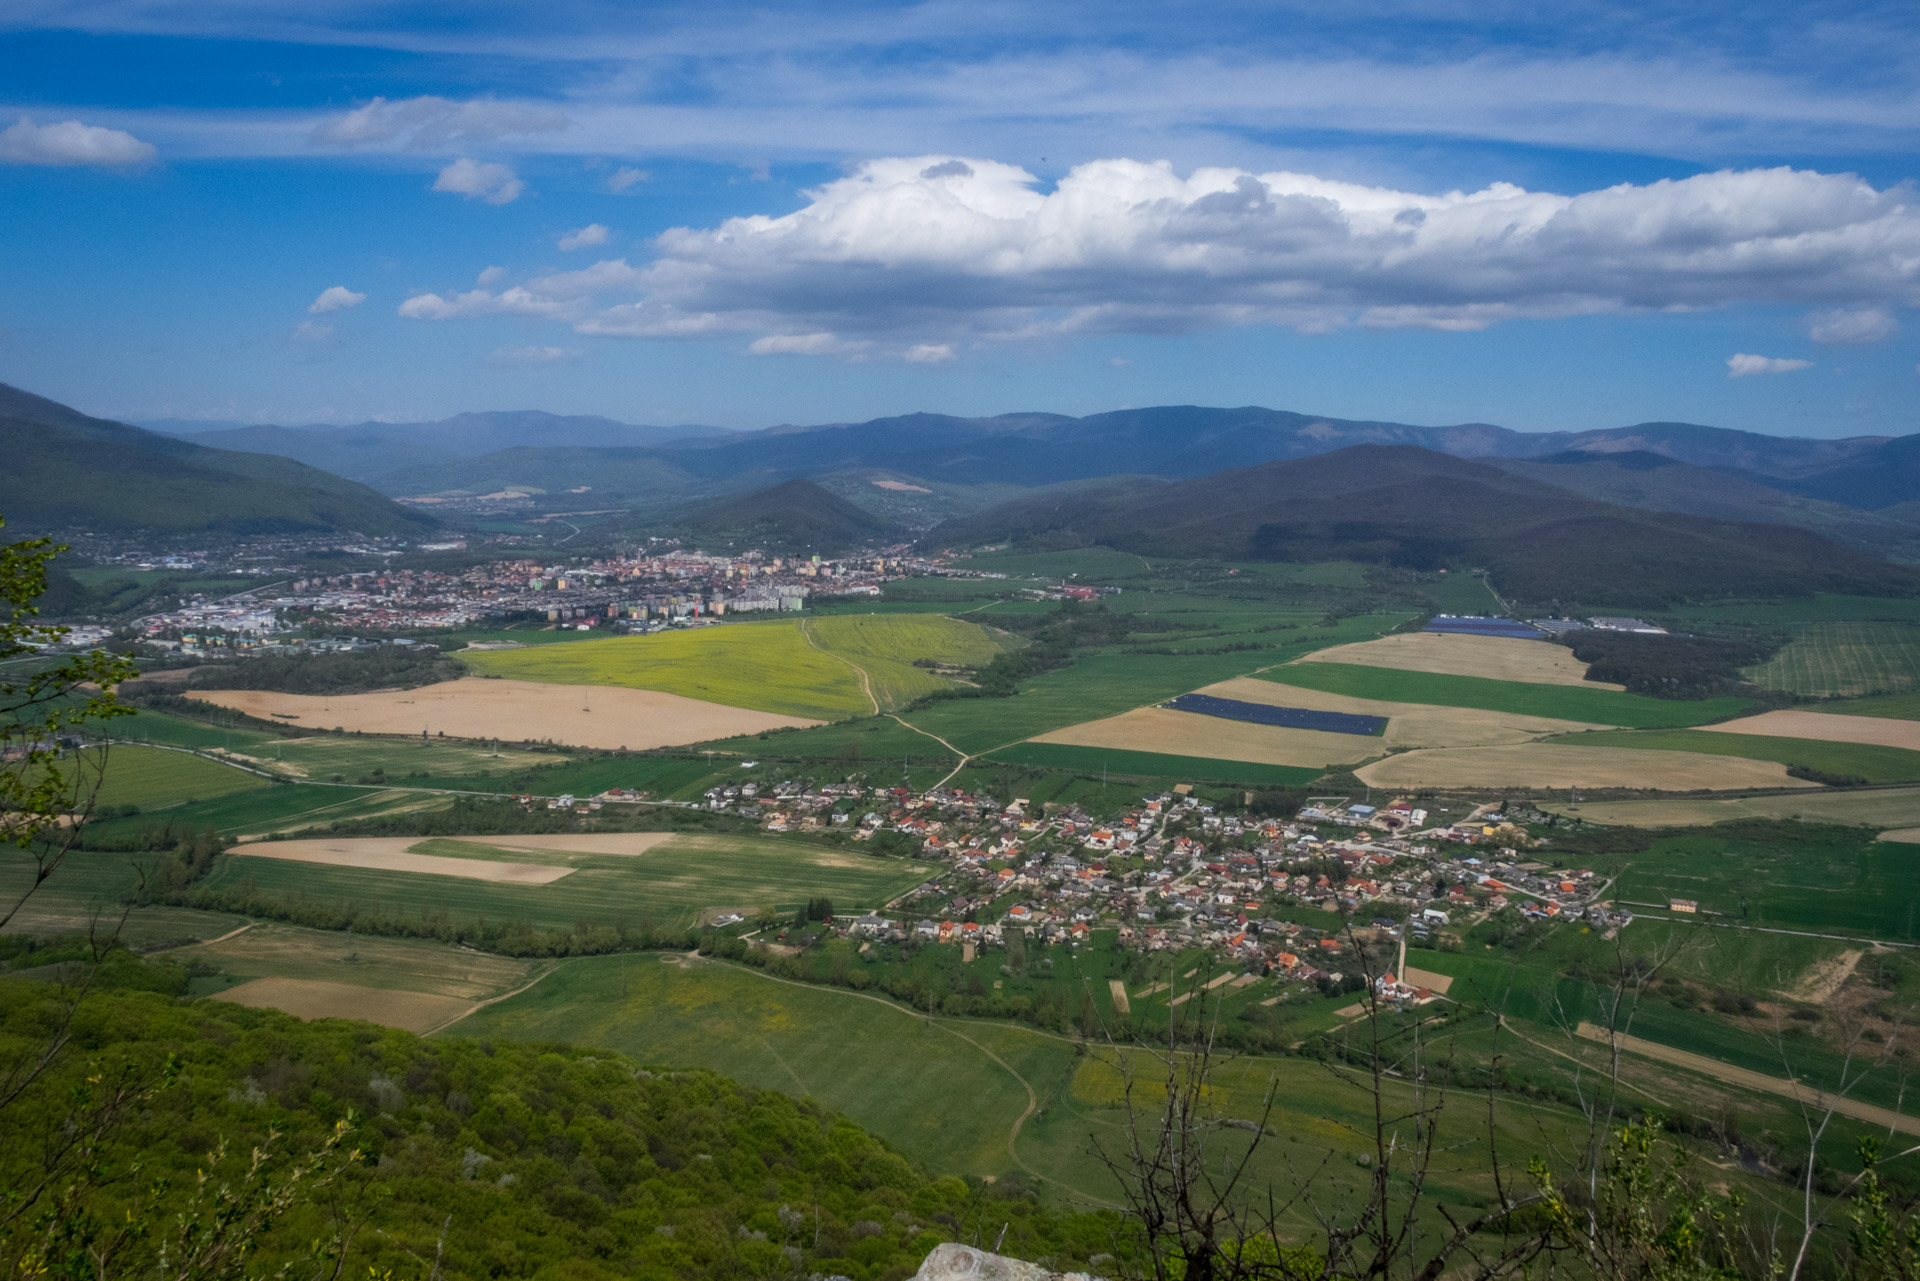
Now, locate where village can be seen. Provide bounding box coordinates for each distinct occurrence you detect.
[538,770,1631,1007]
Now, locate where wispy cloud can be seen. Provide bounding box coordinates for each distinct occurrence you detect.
[489,345,581,364]
[1807,307,1897,344]
[1728,353,1813,377]
[311,96,567,151]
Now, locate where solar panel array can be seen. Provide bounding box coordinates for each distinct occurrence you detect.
[1165,694,1386,736]
[1422,615,1546,641]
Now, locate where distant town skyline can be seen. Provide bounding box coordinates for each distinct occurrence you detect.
[3,0,1917,437]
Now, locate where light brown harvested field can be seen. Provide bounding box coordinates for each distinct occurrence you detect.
[1549,787,1920,830]
[1308,632,1620,689]
[210,977,475,1033]
[1401,967,1454,996]
[186,676,818,751]
[1700,710,1920,751]
[1032,707,1378,768]
[460,833,680,857]
[1109,979,1131,1015]
[188,924,533,1000]
[1355,744,1815,792]
[236,837,575,883]
[1199,677,1603,748]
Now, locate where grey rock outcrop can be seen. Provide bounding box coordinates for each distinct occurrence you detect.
[912,1243,1094,1281]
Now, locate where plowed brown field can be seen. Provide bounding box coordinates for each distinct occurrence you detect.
[187,677,817,750]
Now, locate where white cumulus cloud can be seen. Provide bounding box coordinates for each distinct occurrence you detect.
[608,167,650,193]
[293,320,334,343]
[1807,307,1898,344]
[558,223,610,251]
[476,266,507,285]
[311,96,567,150]
[1728,353,1814,377]
[0,116,155,167]
[392,157,1920,351]
[308,285,366,314]
[432,158,523,205]
[903,344,955,363]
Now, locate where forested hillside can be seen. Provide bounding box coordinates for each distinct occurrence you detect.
[0,979,1112,1281]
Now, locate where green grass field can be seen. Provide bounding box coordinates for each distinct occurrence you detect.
[1257,662,1752,728]
[987,741,1323,786]
[459,614,1007,720]
[86,745,269,810]
[80,784,456,844]
[1744,622,1920,698]
[0,846,246,945]
[197,832,928,935]
[806,613,1008,711]
[1823,690,1920,721]
[448,951,1588,1216]
[1551,728,1920,783]
[690,612,1413,762]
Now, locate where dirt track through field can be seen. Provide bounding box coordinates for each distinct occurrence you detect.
[1356,744,1815,792]
[236,837,575,883]
[465,833,679,857]
[1574,1022,1920,1136]
[188,677,818,751]
[211,977,477,1033]
[1701,710,1920,752]
[1309,632,1621,688]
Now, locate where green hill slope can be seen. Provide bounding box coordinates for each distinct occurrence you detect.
[0,383,435,537]
[928,445,1917,608]
[0,977,1109,1280]
[677,478,906,553]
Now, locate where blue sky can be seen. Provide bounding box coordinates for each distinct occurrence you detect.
[2,1,1917,436]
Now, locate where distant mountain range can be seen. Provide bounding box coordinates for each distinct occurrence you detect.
[149,412,734,489]
[925,445,1918,608]
[136,402,1920,555]
[0,384,434,538]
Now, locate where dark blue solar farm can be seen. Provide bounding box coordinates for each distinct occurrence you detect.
[1422,615,1546,641]
[1165,694,1386,736]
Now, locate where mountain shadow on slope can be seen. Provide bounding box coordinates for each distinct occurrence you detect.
[925,444,1918,608]
[672,478,907,554]
[0,383,435,538]
[1480,449,1920,560]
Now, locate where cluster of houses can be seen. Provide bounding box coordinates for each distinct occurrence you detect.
[640,773,1630,998]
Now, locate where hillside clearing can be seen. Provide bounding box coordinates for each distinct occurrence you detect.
[187,677,816,750]
[1355,744,1812,791]
[1308,631,1618,688]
